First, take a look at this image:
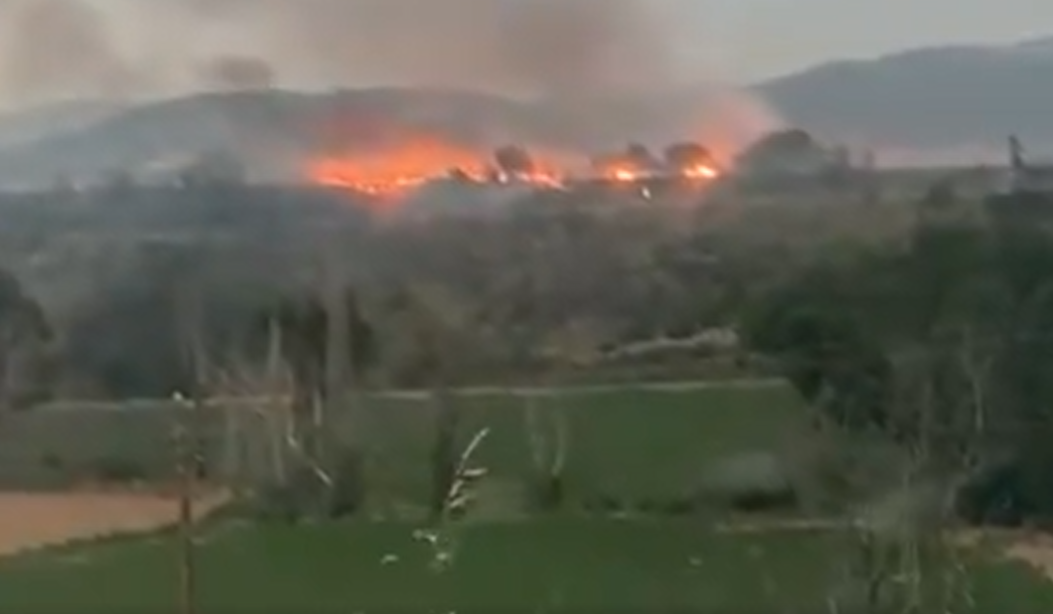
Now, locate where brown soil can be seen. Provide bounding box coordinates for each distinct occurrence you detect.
[1003,532,1053,579]
[0,490,230,558]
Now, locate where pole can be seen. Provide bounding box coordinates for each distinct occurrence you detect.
[173,401,196,614]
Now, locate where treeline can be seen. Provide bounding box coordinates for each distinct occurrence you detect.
[2,183,798,399]
[741,198,1053,524]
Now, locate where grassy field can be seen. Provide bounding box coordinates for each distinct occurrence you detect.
[0,381,811,505]
[0,381,1050,613]
[352,382,810,507]
[0,519,1049,613]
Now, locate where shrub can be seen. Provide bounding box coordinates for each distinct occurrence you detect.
[697,452,799,513]
[249,466,330,523]
[527,473,565,512]
[429,396,459,520]
[326,446,366,518]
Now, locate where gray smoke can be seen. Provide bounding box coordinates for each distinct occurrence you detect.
[0,0,782,154]
[0,0,145,105]
[171,0,688,97]
[196,55,276,92]
[0,0,705,101]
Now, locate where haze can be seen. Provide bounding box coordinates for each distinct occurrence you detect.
[0,0,1042,110]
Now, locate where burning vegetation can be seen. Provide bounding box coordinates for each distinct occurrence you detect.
[305,133,722,202]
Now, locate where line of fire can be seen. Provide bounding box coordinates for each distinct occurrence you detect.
[305,139,724,200]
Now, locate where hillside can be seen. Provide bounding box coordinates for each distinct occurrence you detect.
[0,88,709,187]
[757,37,1053,161]
[0,36,1052,182]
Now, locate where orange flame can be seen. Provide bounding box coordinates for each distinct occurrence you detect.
[306,135,491,197]
[684,164,719,180]
[306,135,574,202]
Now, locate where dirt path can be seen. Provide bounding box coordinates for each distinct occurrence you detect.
[1001,532,1053,579]
[0,490,230,558]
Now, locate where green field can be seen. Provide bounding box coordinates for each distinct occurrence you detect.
[351,382,810,507]
[1,382,1051,612]
[0,519,1049,613]
[0,382,811,505]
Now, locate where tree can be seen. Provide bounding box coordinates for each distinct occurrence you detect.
[258,286,377,407]
[746,298,892,431]
[0,268,52,409]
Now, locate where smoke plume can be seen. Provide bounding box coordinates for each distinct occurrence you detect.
[0,0,782,155]
[0,0,750,98]
[196,55,276,92]
[0,0,144,105]
[164,0,687,97]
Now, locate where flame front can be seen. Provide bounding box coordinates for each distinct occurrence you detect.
[305,131,724,206]
[684,164,719,180]
[307,135,491,197]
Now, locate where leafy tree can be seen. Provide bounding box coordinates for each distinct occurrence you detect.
[0,268,52,409]
[257,287,377,403]
[744,278,892,431]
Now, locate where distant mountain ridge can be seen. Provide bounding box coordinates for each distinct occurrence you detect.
[757,36,1053,162]
[0,35,1051,183]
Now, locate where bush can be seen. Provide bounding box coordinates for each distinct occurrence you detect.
[954,460,1025,527]
[527,473,565,512]
[697,452,799,513]
[249,466,330,523]
[326,447,366,518]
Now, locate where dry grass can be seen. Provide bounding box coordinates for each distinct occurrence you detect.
[0,489,230,558]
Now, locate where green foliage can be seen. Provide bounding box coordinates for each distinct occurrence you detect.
[257,288,378,391]
[743,281,893,431]
[326,446,367,518]
[428,393,460,519]
[356,384,809,509]
[0,267,53,407]
[250,467,330,523]
[696,452,798,513]
[743,207,1053,523]
[248,449,368,523]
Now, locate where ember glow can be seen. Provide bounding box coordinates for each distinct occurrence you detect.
[306,135,490,196]
[610,167,639,182]
[304,133,723,203]
[684,164,719,180]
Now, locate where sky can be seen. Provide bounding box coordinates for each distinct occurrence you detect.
[77,0,1053,82]
[0,0,1046,109]
[689,0,1048,79]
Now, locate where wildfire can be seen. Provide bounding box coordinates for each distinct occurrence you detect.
[601,161,720,184]
[610,167,639,182]
[684,164,719,180]
[305,133,722,204]
[306,136,574,199]
[306,135,491,196]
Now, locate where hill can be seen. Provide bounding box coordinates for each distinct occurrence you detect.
[1,36,1052,182]
[756,37,1053,162]
[0,88,717,187]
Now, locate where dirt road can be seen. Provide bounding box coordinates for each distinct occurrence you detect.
[0,491,229,558]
